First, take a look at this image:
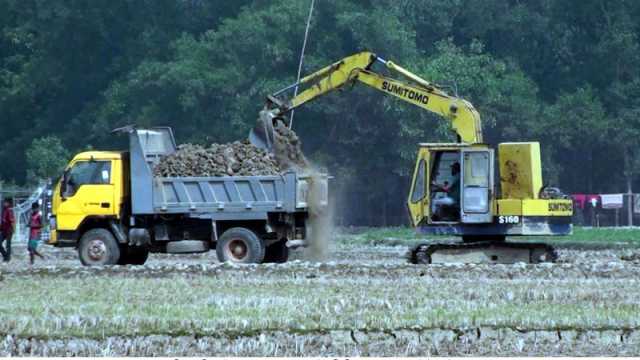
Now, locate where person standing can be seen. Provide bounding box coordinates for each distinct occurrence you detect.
[0,197,15,262]
[28,202,45,265]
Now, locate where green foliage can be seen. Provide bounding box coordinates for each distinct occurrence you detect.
[419,39,540,142]
[2,0,640,224]
[25,136,70,181]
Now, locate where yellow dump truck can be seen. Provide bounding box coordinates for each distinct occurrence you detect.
[49,127,327,266]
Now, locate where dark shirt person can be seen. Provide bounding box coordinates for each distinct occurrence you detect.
[0,198,15,262]
[447,162,461,203]
[431,162,461,220]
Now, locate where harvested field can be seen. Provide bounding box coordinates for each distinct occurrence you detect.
[1,228,640,356]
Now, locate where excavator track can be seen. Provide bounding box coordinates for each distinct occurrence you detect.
[408,241,558,264]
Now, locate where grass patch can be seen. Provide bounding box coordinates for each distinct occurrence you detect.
[337,226,640,247]
[533,227,640,245]
[335,227,426,246]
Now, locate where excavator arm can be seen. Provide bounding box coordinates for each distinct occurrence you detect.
[250,51,483,149]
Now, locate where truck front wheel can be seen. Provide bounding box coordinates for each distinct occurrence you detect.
[216,228,265,264]
[78,228,121,266]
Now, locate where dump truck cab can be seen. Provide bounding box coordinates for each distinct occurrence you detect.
[50,151,125,246]
[407,141,572,263]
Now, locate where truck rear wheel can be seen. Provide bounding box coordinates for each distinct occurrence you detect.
[78,228,120,266]
[263,239,289,263]
[216,227,265,264]
[118,246,149,265]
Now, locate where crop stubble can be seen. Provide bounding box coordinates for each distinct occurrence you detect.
[1,237,640,356]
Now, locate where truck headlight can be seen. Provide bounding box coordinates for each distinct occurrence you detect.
[49,216,57,230]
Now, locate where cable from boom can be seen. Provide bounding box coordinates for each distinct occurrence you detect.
[289,0,315,129]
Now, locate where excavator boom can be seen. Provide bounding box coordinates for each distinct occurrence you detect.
[250,51,482,149]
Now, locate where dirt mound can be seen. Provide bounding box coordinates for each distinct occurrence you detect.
[153,124,310,177]
[153,141,280,177]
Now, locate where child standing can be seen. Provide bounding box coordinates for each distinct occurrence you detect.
[28,202,45,265]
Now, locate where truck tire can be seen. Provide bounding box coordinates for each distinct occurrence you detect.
[216,227,265,264]
[263,240,289,263]
[78,228,120,266]
[118,246,149,265]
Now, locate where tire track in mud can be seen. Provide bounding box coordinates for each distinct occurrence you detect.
[3,259,640,280]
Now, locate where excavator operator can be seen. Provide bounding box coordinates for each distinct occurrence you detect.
[431,162,460,221]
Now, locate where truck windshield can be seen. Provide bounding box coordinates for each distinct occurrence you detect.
[64,161,111,197]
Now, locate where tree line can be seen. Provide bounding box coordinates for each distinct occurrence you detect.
[1,0,639,225]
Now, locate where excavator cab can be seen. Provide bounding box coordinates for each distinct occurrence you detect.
[408,142,571,264]
[408,143,495,227]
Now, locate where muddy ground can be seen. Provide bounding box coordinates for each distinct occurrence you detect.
[1,235,640,356]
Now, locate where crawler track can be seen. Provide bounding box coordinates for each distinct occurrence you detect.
[409,241,558,264]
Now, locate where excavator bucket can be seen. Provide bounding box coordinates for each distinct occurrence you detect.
[249,110,277,151]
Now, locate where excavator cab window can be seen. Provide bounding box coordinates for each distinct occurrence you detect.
[460,149,494,223]
[429,151,461,222]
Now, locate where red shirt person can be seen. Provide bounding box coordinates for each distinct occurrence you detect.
[0,198,15,262]
[28,202,45,265]
[29,209,42,240]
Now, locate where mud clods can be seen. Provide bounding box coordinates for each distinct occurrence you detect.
[153,124,309,178]
[153,141,280,177]
[272,121,309,172]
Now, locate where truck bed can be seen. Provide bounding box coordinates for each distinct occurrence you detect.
[152,172,301,217]
[127,127,322,218]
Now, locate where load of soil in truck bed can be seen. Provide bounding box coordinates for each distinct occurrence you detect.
[153,141,280,177]
[153,122,309,177]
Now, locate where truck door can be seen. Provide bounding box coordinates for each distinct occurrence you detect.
[460,149,494,223]
[407,147,429,226]
[56,159,117,231]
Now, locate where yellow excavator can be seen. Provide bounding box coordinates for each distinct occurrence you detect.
[251,51,573,264]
